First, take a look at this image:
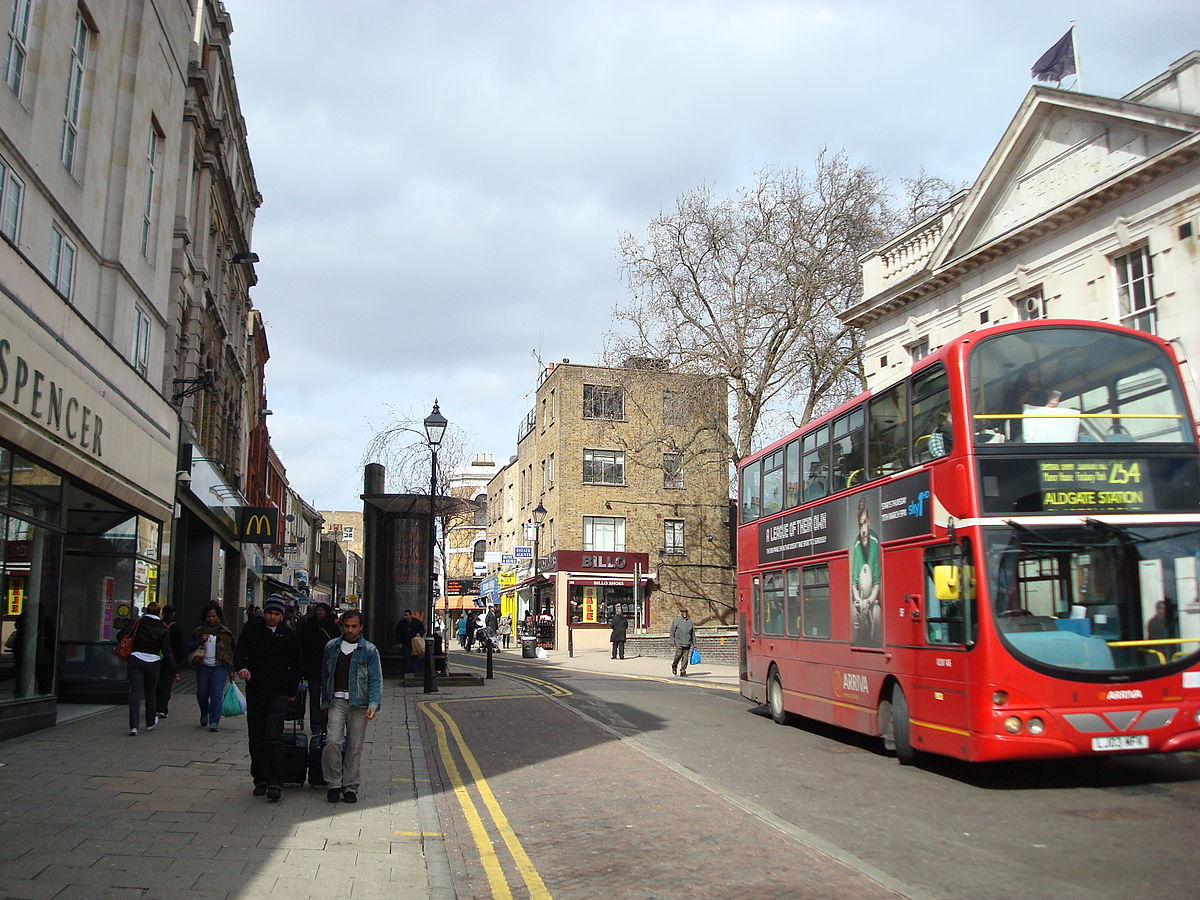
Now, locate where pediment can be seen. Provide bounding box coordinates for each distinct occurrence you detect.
[941,90,1200,261]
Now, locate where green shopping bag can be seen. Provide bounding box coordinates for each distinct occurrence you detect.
[222,681,246,717]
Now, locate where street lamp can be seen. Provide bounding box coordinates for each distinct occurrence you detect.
[530,501,547,617]
[423,400,447,694]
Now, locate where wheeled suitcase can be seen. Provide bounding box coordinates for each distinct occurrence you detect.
[308,732,327,785]
[281,723,309,785]
[285,682,307,727]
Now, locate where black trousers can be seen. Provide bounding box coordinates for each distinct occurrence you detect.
[127,656,160,730]
[245,691,287,788]
[611,640,626,659]
[155,662,177,714]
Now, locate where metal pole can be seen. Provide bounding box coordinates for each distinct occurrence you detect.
[486,639,494,679]
[423,445,438,694]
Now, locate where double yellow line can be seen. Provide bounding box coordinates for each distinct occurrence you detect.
[421,699,552,900]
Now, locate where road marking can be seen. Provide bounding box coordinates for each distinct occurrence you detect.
[395,830,445,837]
[421,702,513,899]
[423,700,553,900]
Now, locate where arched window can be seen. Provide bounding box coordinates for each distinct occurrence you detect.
[473,541,485,563]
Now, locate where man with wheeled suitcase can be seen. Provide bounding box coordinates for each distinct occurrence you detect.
[320,609,382,804]
[234,595,302,802]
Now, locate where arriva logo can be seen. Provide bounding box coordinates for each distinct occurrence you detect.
[1103,689,1144,700]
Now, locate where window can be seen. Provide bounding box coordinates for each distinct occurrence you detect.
[868,382,908,478]
[583,384,623,420]
[1014,287,1047,320]
[761,448,784,517]
[831,407,865,490]
[663,389,686,426]
[785,568,801,636]
[784,440,801,508]
[740,460,761,523]
[60,12,88,171]
[3,0,32,96]
[800,427,829,503]
[341,526,354,542]
[547,453,554,488]
[583,516,625,552]
[473,541,485,563]
[1114,246,1157,333]
[0,154,23,240]
[473,497,487,527]
[912,365,950,462]
[663,452,684,489]
[908,338,929,364]
[801,563,831,638]
[925,543,972,645]
[752,576,761,635]
[663,519,684,555]
[762,570,784,635]
[130,306,152,376]
[140,127,163,258]
[583,449,624,485]
[49,226,77,299]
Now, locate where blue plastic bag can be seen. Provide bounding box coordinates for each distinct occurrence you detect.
[222,681,246,717]
[689,647,701,666]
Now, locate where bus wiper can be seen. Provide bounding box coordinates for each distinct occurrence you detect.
[1085,518,1200,547]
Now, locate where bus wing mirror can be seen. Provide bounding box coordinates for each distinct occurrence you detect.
[934,565,959,601]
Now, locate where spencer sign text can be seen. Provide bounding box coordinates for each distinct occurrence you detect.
[0,339,103,458]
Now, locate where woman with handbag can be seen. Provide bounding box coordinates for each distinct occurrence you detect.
[116,602,178,735]
[189,605,235,732]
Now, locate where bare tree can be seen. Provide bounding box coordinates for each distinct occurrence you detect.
[612,150,957,461]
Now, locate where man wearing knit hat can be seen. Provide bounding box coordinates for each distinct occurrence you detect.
[233,595,302,801]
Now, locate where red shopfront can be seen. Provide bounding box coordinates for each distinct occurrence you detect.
[544,551,652,652]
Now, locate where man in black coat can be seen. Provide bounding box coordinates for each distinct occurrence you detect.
[234,595,302,801]
[609,608,628,660]
[154,605,186,720]
[299,602,340,732]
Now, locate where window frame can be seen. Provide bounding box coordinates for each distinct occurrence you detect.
[663,518,685,555]
[0,154,24,241]
[131,305,151,376]
[1113,245,1157,334]
[583,384,624,421]
[582,515,625,552]
[3,0,32,96]
[583,448,625,486]
[140,126,163,259]
[49,224,77,299]
[662,451,684,489]
[60,11,89,172]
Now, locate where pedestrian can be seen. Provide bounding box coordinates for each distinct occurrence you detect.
[189,605,235,731]
[117,602,178,736]
[610,607,628,660]
[299,601,340,733]
[233,595,302,802]
[154,605,186,720]
[465,610,480,652]
[456,614,468,649]
[485,604,499,633]
[670,608,696,677]
[321,609,383,804]
[393,609,426,675]
[498,612,512,649]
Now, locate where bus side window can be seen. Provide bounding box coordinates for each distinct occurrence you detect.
[752,576,762,635]
[869,382,909,479]
[925,544,971,645]
[912,365,951,461]
[832,407,865,490]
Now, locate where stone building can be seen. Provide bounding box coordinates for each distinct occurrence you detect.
[486,359,734,652]
[846,52,1200,407]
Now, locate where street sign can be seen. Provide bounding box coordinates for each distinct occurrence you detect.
[484,551,503,564]
[473,562,487,575]
[514,546,533,559]
[502,554,516,565]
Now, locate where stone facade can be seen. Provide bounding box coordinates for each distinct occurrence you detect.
[486,360,734,651]
[847,53,1200,407]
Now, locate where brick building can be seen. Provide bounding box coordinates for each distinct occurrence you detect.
[486,359,734,652]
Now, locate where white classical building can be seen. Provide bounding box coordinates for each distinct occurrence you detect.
[846,52,1200,425]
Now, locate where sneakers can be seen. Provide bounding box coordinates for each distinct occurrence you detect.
[327,788,342,803]
[208,725,219,733]
[145,722,156,732]
[266,786,282,802]
[253,785,267,797]
[342,790,357,804]
[671,667,677,675]
[128,728,138,736]
[157,711,169,719]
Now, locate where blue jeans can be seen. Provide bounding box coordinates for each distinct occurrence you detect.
[196,664,229,727]
[127,656,161,730]
[323,698,369,792]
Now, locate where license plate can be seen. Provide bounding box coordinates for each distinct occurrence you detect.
[1091,734,1149,752]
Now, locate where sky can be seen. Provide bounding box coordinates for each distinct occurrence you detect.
[224,1,1198,512]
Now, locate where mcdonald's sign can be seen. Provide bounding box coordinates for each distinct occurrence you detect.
[238,507,278,543]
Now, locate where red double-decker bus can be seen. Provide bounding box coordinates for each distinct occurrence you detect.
[738,320,1200,763]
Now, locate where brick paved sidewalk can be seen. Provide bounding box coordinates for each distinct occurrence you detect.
[0,677,448,900]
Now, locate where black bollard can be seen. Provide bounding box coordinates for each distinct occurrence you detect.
[486,640,494,679]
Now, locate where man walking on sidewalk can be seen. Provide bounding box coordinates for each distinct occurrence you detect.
[670,608,696,677]
[321,609,383,804]
[394,609,425,675]
[234,595,302,802]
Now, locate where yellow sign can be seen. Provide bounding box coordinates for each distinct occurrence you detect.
[582,587,598,624]
[6,586,23,617]
[498,571,516,587]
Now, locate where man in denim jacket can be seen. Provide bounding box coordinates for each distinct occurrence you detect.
[320,609,383,803]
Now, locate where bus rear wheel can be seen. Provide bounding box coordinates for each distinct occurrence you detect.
[768,669,792,725]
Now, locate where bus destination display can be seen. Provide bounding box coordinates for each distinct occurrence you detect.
[1038,460,1152,513]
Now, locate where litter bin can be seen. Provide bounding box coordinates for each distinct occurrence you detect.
[521,635,537,659]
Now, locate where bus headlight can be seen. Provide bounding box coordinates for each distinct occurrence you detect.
[1027,717,1045,736]
[993,691,1008,706]
[1003,716,1022,734]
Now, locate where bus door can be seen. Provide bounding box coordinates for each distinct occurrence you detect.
[909,542,975,756]
[742,573,766,703]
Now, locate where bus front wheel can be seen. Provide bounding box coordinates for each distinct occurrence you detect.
[768,669,792,725]
[891,686,916,766]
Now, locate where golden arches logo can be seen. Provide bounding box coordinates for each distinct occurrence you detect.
[239,508,278,542]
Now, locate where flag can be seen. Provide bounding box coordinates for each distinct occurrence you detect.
[1031,29,1076,83]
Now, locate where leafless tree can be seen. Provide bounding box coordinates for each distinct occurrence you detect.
[613,150,959,462]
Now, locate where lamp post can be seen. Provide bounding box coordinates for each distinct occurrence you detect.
[530,501,547,619]
[423,401,447,694]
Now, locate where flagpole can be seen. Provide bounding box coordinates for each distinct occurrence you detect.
[1069,20,1082,91]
